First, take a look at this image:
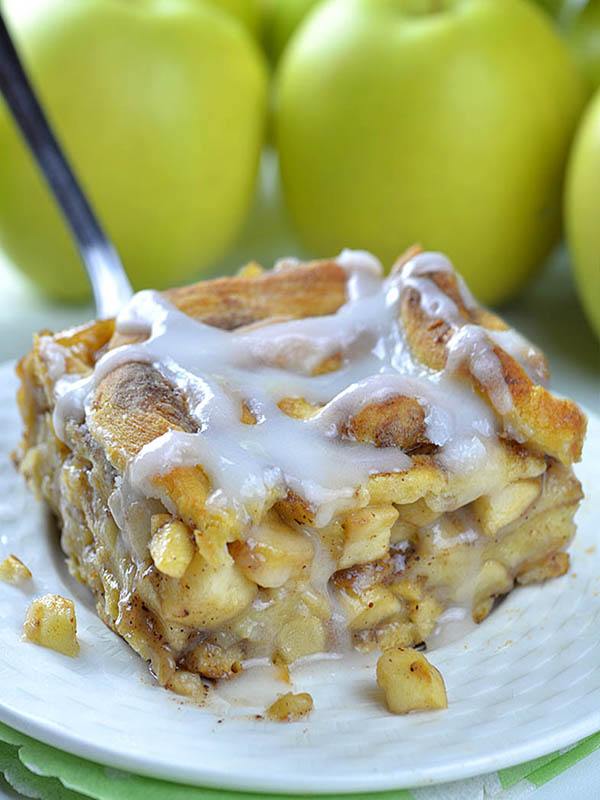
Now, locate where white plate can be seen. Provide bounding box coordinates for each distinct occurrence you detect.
[0,360,598,794]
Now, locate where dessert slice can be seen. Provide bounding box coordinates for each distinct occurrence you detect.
[15,248,586,701]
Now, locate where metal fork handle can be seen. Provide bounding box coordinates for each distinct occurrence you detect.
[0,13,132,318]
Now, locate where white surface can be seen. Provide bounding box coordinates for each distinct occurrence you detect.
[0,363,599,794]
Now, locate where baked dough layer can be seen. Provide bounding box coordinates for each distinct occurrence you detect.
[15,250,585,698]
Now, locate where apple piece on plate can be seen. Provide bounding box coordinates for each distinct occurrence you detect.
[377,648,448,714]
[23,594,80,658]
[275,0,585,304]
[0,0,268,300]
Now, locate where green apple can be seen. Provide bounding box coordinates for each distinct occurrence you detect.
[529,0,567,18]
[529,1,585,25]
[275,0,585,304]
[0,0,267,300]
[565,0,600,96]
[262,0,323,63]
[565,87,600,338]
[202,0,262,37]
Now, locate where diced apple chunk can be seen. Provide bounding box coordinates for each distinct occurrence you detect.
[396,498,441,527]
[337,584,401,630]
[517,551,569,585]
[193,524,233,570]
[23,594,79,657]
[473,479,541,536]
[377,648,447,714]
[266,692,313,722]
[376,620,416,650]
[339,505,398,569]
[276,615,326,663]
[165,670,208,703]
[182,641,243,680]
[0,555,32,584]
[389,519,417,544]
[159,552,257,629]
[230,512,313,588]
[409,595,443,640]
[149,516,194,578]
[390,580,442,640]
[472,559,513,623]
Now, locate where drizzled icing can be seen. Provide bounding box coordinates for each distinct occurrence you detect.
[50,250,544,528]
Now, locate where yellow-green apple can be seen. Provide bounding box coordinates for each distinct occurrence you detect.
[275,0,585,304]
[565,0,600,96]
[262,0,323,63]
[0,0,267,300]
[530,0,567,18]
[203,0,262,37]
[566,88,600,338]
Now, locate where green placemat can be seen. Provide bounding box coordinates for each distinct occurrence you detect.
[0,722,598,800]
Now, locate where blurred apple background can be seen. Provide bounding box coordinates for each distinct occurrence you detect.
[0,0,597,407]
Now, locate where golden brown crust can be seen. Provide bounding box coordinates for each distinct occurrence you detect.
[110,259,348,351]
[53,319,115,365]
[493,348,586,464]
[89,363,197,470]
[396,258,584,466]
[344,395,427,451]
[165,259,347,329]
[400,287,452,372]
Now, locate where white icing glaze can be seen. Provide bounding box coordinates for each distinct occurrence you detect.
[40,340,67,382]
[487,328,548,385]
[50,250,544,529]
[445,325,514,415]
[427,606,477,650]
